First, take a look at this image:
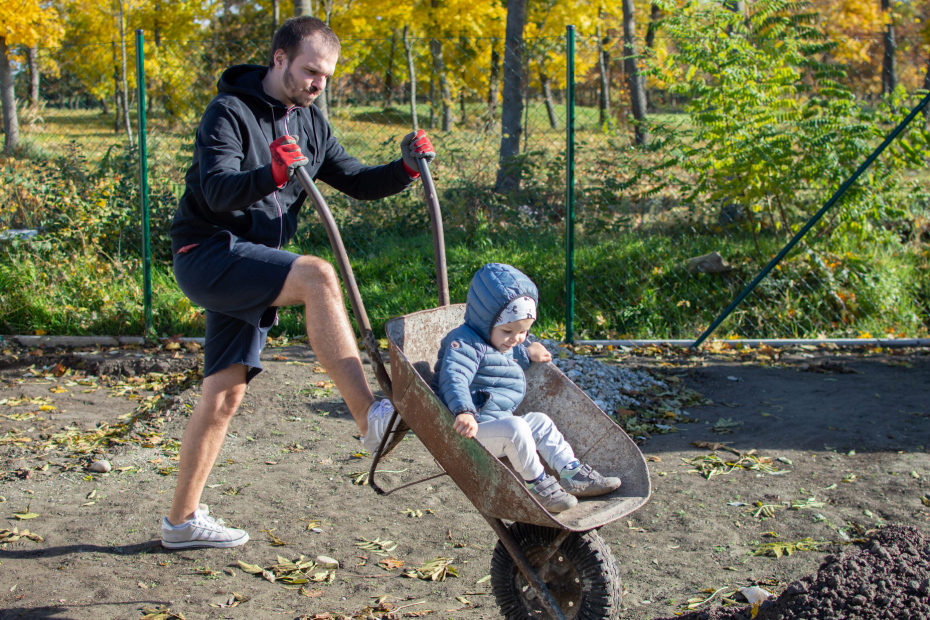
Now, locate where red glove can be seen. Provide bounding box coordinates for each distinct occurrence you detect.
[270,135,309,187]
[400,129,436,178]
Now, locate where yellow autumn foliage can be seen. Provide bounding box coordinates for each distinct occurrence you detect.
[0,0,63,49]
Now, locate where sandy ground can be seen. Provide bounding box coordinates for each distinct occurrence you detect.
[0,341,928,620]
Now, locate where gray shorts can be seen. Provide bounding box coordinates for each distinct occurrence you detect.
[173,231,300,383]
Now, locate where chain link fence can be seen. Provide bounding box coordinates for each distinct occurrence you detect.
[568,32,930,341]
[1,29,928,341]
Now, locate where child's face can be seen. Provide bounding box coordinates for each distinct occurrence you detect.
[489,318,535,353]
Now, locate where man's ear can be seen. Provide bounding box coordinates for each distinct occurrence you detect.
[272,48,287,69]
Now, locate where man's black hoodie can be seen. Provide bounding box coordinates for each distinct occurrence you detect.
[169,64,414,255]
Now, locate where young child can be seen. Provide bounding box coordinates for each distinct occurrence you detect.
[431,263,621,513]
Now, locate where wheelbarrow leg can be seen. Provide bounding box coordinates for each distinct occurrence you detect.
[367,408,447,496]
[484,516,569,620]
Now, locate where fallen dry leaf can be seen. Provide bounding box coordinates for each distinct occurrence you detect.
[300,588,324,598]
[692,440,732,451]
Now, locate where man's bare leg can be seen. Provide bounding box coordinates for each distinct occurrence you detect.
[168,256,374,526]
[168,364,247,525]
[272,255,376,435]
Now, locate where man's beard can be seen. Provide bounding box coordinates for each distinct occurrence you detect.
[282,63,321,107]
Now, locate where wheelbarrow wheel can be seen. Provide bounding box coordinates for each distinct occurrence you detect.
[490,522,621,620]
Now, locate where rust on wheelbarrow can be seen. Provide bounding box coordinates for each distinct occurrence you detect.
[385,304,651,532]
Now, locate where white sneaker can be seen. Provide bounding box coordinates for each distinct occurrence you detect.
[161,506,249,549]
[360,399,401,453]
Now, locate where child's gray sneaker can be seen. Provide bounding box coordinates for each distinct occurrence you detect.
[528,474,578,513]
[559,464,621,497]
[161,507,249,549]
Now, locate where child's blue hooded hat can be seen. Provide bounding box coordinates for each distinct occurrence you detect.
[464,263,539,342]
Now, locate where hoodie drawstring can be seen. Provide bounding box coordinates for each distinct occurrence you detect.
[271,105,298,252]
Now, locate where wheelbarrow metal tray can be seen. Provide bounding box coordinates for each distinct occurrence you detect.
[385,305,651,532]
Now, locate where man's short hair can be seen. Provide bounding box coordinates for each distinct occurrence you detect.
[269,16,341,67]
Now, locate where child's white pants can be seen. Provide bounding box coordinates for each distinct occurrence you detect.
[474,412,577,482]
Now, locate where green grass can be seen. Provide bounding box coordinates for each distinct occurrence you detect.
[4,225,927,340]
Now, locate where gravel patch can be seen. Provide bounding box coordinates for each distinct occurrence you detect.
[537,338,667,412]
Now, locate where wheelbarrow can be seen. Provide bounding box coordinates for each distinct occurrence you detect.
[295,160,651,620]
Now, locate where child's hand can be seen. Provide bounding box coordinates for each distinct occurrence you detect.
[453,413,478,438]
[527,342,552,363]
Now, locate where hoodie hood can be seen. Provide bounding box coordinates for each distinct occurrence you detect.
[217,64,287,109]
[464,263,539,342]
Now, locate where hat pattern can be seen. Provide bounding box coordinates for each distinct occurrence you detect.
[494,296,537,327]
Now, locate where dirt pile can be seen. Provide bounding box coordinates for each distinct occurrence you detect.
[659,525,930,620]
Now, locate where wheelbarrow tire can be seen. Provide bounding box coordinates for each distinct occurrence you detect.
[490,522,621,620]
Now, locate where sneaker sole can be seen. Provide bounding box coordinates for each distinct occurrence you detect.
[564,480,623,498]
[161,533,249,549]
[544,500,579,513]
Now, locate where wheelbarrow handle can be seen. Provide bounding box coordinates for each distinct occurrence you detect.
[293,166,393,401]
[416,158,450,307]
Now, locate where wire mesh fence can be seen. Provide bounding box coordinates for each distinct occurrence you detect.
[1,28,928,341]
[566,31,930,341]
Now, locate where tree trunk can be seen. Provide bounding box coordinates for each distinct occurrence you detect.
[293,0,311,15]
[540,72,559,130]
[26,46,39,109]
[428,72,436,129]
[384,32,396,109]
[152,9,163,119]
[645,3,660,108]
[440,65,451,131]
[460,90,467,125]
[0,37,20,153]
[495,0,526,191]
[597,24,610,129]
[272,0,280,35]
[403,24,418,131]
[486,41,500,129]
[112,41,121,133]
[621,0,648,145]
[458,36,467,124]
[881,0,896,95]
[645,3,660,49]
[116,0,134,146]
[429,38,452,131]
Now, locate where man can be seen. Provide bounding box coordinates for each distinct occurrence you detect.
[161,16,434,549]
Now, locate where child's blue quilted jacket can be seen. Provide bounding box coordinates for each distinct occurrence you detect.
[431,263,538,423]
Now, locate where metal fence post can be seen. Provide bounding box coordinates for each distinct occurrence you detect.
[135,29,152,338]
[565,25,576,344]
